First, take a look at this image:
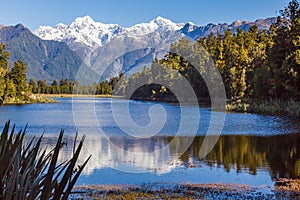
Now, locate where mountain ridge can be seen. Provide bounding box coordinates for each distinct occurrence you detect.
[1,16,277,82]
[34,16,276,48]
[34,16,276,80]
[0,24,84,82]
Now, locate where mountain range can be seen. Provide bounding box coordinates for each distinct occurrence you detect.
[0,24,84,82]
[0,16,276,82]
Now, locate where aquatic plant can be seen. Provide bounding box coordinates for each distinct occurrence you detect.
[0,120,91,200]
[226,99,300,116]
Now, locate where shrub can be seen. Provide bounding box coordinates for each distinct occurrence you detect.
[0,120,91,200]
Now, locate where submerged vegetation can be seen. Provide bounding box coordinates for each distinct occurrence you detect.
[0,121,90,199]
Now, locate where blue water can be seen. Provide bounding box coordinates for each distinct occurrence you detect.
[0,98,296,136]
[0,98,299,186]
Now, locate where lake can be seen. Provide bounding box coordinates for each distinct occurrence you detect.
[0,98,299,187]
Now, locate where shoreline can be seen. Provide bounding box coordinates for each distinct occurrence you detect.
[226,99,300,117]
[72,182,300,199]
[2,94,56,105]
[5,94,300,117]
[38,94,114,98]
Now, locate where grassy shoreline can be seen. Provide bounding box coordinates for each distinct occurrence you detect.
[3,94,56,105]
[72,182,300,199]
[8,94,300,117]
[226,99,300,117]
[39,94,114,98]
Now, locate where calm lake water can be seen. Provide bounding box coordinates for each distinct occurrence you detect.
[0,98,299,187]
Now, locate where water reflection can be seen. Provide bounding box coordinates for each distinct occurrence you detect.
[1,98,300,185]
[43,134,300,180]
[199,135,300,179]
[1,98,299,136]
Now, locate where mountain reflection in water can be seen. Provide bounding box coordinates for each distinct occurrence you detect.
[41,134,300,180]
[1,98,299,185]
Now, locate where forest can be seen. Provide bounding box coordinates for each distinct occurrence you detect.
[0,0,299,115]
[0,43,29,105]
[112,0,300,115]
[27,77,119,96]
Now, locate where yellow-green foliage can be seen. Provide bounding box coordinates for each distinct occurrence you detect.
[226,99,300,116]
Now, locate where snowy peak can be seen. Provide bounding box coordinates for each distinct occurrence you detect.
[34,15,184,59]
[34,16,124,61]
[70,15,121,31]
[125,16,183,35]
[34,16,276,66]
[151,16,183,29]
[230,19,253,27]
[73,15,95,25]
[181,17,276,40]
[55,23,67,30]
[181,22,198,34]
[33,25,63,41]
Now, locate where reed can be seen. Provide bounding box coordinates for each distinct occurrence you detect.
[0,120,90,200]
[226,99,300,116]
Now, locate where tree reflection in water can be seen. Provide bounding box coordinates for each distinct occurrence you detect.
[43,133,300,180]
[176,134,300,179]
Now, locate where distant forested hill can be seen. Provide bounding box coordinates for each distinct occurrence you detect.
[0,24,83,82]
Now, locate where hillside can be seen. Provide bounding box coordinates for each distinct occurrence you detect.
[0,17,277,82]
[0,24,84,82]
[35,16,276,80]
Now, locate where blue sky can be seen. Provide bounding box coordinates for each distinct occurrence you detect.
[1,0,291,30]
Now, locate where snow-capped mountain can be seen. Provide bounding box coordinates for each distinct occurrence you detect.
[0,24,98,82]
[89,22,184,80]
[34,16,183,63]
[34,16,123,62]
[35,16,183,46]
[181,18,277,40]
[34,16,276,81]
[125,16,184,35]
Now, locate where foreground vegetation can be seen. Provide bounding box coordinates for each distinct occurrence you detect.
[226,99,300,116]
[0,121,90,199]
[72,183,300,199]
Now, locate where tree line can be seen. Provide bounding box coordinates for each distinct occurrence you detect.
[181,134,300,178]
[1,0,299,107]
[113,0,300,104]
[0,43,28,105]
[28,76,120,95]
[0,40,119,104]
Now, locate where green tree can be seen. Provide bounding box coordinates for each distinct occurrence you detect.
[5,78,16,99]
[0,43,10,105]
[51,80,60,94]
[29,78,37,94]
[9,58,28,99]
[37,80,47,94]
[282,0,300,100]
[268,0,300,99]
